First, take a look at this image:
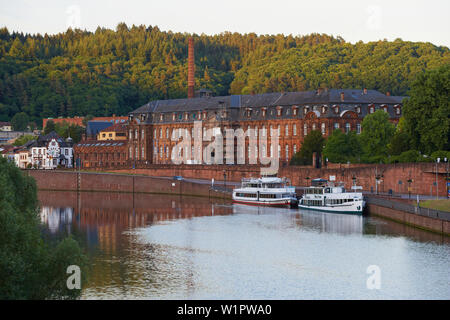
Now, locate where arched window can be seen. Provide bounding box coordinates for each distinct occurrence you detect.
[285,124,289,136]
[285,145,289,159]
[293,124,297,136]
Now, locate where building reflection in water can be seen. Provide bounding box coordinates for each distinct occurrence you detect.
[38,191,449,299]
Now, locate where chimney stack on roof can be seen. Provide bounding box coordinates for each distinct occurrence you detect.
[188,37,195,99]
[386,91,390,96]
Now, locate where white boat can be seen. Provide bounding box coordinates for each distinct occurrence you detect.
[232,176,298,208]
[298,179,365,214]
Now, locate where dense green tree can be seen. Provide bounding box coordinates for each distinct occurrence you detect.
[403,64,450,155]
[10,112,29,131]
[360,110,395,162]
[388,130,411,156]
[290,130,324,165]
[0,26,448,125]
[323,129,362,163]
[13,134,36,146]
[0,156,88,299]
[43,119,55,134]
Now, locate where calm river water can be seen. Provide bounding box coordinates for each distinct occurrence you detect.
[38,191,450,300]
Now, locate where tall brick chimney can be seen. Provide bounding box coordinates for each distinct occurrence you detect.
[188,37,195,99]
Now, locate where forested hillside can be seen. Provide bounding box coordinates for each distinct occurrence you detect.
[0,23,448,127]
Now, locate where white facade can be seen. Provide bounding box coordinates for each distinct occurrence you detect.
[31,138,73,169]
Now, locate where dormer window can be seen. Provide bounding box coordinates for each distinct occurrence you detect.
[304,106,309,115]
[293,106,298,116]
[382,105,388,113]
[262,108,267,117]
[276,106,282,116]
[203,112,207,120]
[395,105,401,115]
[356,106,361,114]
[172,113,176,121]
[321,106,327,114]
[246,108,252,118]
[160,114,163,122]
[369,105,375,114]
[334,105,339,114]
[185,113,189,120]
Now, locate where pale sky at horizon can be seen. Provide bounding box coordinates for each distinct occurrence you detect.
[0,0,449,47]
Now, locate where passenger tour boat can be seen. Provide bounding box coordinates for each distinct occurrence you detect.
[298,178,365,214]
[232,177,298,208]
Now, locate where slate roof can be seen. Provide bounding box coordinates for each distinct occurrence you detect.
[130,89,406,117]
[86,121,116,137]
[28,131,69,148]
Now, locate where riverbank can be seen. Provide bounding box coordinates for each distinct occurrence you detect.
[26,169,449,236]
[366,196,450,236]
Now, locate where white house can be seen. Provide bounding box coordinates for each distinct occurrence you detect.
[29,131,74,169]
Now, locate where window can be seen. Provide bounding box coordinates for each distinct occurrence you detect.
[129,147,133,159]
[356,106,361,114]
[321,123,326,135]
[159,129,162,138]
[345,123,350,133]
[293,108,298,116]
[293,144,297,154]
[285,145,289,159]
[334,123,339,130]
[141,147,145,159]
[356,123,361,134]
[141,129,145,140]
[293,124,297,136]
[277,108,282,116]
[129,130,133,140]
[395,107,401,115]
[304,124,308,136]
[153,129,156,137]
[262,109,266,117]
[134,129,138,140]
[285,124,289,136]
[278,145,281,158]
[135,147,138,160]
[160,114,163,121]
[262,125,266,137]
[172,113,176,121]
[369,105,375,114]
[334,106,339,113]
[166,128,169,139]
[312,123,316,131]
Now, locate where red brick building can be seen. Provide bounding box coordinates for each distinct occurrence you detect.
[127,88,404,166]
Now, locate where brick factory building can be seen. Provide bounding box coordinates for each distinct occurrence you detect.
[127,88,404,166]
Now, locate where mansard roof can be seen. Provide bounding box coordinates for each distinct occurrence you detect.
[130,89,406,116]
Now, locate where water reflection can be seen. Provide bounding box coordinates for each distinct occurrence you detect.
[38,191,450,299]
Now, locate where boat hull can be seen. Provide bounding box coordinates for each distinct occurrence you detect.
[298,201,365,215]
[233,199,298,208]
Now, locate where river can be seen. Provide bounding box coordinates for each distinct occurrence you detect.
[38,191,450,300]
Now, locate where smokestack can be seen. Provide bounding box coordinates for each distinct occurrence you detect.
[188,37,195,98]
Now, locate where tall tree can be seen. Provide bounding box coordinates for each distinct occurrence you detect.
[290,130,324,165]
[403,64,450,155]
[0,157,88,299]
[11,112,29,131]
[323,129,362,163]
[359,110,395,162]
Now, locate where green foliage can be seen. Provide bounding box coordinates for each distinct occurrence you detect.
[360,110,395,159]
[13,134,36,146]
[388,150,422,163]
[403,64,450,155]
[43,120,55,134]
[323,130,362,163]
[11,112,29,131]
[0,26,448,125]
[388,130,411,156]
[290,130,324,165]
[0,157,88,299]
[54,121,84,143]
[430,150,450,161]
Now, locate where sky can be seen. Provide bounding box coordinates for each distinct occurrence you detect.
[0,0,449,47]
